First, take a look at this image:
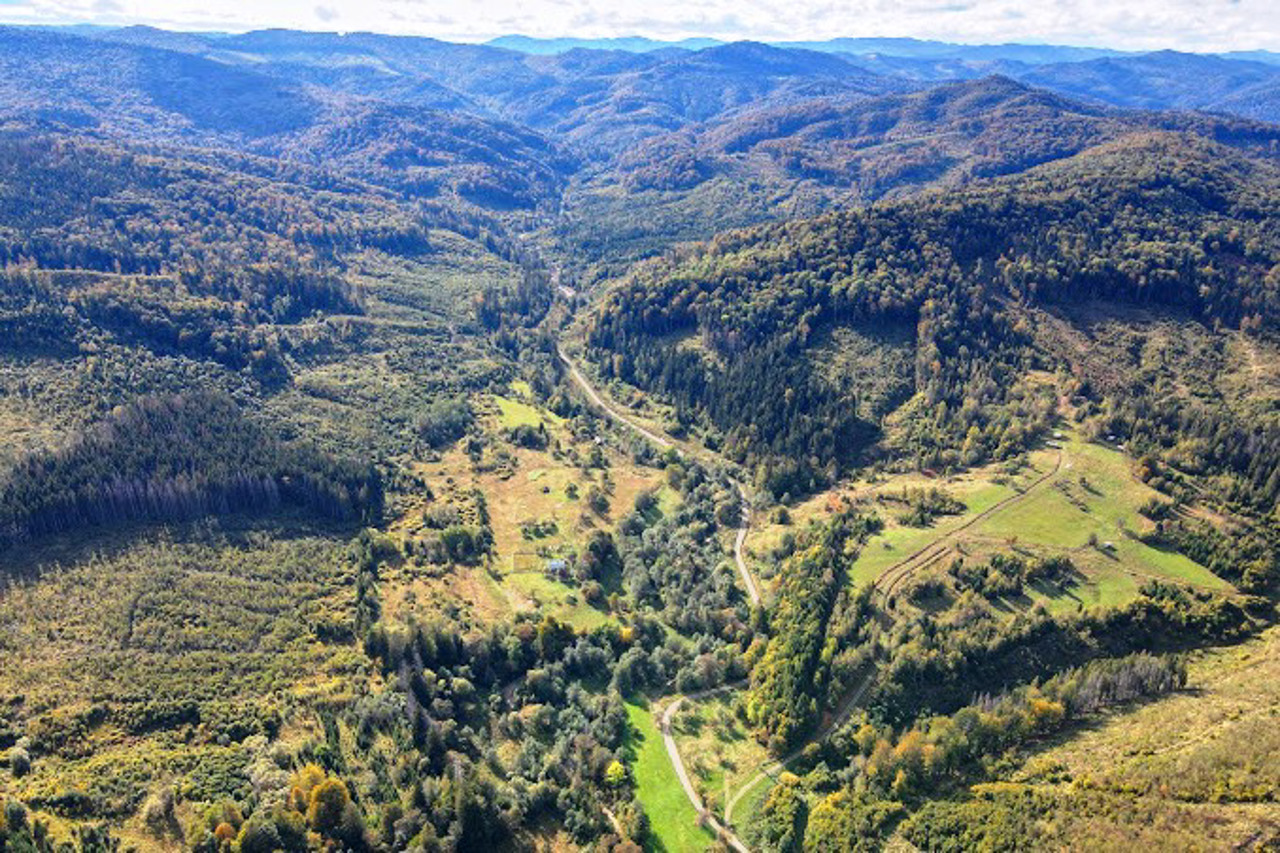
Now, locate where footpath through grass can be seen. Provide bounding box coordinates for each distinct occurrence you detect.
[625,700,714,853]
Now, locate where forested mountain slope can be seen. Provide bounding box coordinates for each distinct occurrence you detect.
[615,76,1280,195]
[0,124,521,547]
[1019,50,1280,124]
[0,27,574,211]
[78,27,1280,139]
[79,29,907,160]
[587,133,1280,500]
[553,76,1280,283]
[0,21,1277,853]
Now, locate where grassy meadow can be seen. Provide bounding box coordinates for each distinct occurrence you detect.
[624,700,715,853]
[668,692,770,820]
[744,429,1234,616]
[889,625,1280,850]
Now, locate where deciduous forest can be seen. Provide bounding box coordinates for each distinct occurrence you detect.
[0,20,1277,853]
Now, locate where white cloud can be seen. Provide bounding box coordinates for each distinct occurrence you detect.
[0,0,1275,51]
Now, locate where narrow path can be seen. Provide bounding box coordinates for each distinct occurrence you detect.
[558,347,671,449]
[733,481,761,607]
[876,447,1065,605]
[600,805,625,837]
[723,666,876,827]
[557,345,763,849]
[558,345,760,607]
[660,683,751,853]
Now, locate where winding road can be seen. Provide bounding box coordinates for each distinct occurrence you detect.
[660,684,751,853]
[558,347,672,450]
[558,345,760,849]
[559,345,1065,850]
[723,665,876,826]
[560,345,887,850]
[558,346,761,608]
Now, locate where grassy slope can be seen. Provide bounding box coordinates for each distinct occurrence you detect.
[967,434,1229,609]
[744,429,1231,615]
[389,379,673,632]
[669,693,771,819]
[625,701,714,853]
[933,625,1280,849]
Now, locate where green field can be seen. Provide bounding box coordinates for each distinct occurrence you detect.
[494,393,549,429]
[848,476,1018,588]
[503,571,615,630]
[747,430,1232,616]
[626,701,713,853]
[968,435,1230,604]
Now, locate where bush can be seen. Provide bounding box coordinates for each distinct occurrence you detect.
[307,777,350,836]
[7,747,30,777]
[586,486,610,516]
[507,423,549,449]
[415,397,473,448]
[141,786,175,835]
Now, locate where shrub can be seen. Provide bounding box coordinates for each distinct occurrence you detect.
[7,747,30,777]
[586,486,610,516]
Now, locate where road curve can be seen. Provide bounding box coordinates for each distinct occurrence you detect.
[733,482,761,607]
[660,684,751,853]
[555,346,761,847]
[558,346,761,607]
[875,447,1065,605]
[723,665,876,827]
[558,347,671,449]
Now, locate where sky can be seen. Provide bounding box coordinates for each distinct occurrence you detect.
[0,0,1276,52]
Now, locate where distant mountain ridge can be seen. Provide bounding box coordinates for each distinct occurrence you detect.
[484,32,1280,67]
[488,34,723,54]
[0,21,1277,263]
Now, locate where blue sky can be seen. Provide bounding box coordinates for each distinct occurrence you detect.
[0,0,1275,52]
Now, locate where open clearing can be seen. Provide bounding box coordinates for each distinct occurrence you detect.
[744,430,1230,616]
[386,388,673,631]
[950,625,1280,849]
[626,701,715,852]
[669,692,771,820]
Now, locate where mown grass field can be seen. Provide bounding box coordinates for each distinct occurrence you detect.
[965,433,1230,610]
[744,429,1232,615]
[625,701,714,853]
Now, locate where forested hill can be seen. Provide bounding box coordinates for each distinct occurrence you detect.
[587,133,1280,500]
[0,27,575,211]
[614,76,1280,196]
[0,22,1279,853]
[557,76,1280,283]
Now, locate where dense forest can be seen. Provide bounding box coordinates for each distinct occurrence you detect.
[0,392,381,550]
[0,21,1277,853]
[588,134,1280,502]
